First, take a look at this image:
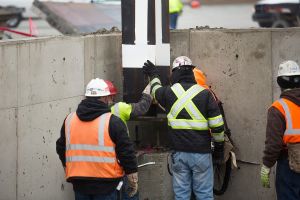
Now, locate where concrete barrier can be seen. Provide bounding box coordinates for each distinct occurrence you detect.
[1,28,300,199]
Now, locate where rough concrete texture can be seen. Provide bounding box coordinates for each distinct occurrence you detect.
[17,97,82,200]
[17,37,85,107]
[271,29,300,100]
[138,153,173,200]
[0,44,18,110]
[84,34,123,101]
[170,30,190,65]
[1,28,300,199]
[0,108,17,200]
[215,162,276,200]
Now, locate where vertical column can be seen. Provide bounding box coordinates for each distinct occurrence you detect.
[155,0,170,66]
[121,0,170,108]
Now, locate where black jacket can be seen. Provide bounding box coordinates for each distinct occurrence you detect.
[152,69,224,153]
[263,88,300,168]
[56,98,137,195]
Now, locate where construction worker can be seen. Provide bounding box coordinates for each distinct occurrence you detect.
[142,56,225,200]
[56,78,138,200]
[261,60,300,200]
[111,84,152,200]
[169,0,183,29]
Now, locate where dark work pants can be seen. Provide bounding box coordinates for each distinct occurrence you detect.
[276,158,300,200]
[170,13,179,29]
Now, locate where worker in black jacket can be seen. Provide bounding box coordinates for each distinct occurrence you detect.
[143,56,224,200]
[56,78,137,200]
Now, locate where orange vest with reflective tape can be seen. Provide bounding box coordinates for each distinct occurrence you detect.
[64,112,124,179]
[272,98,300,144]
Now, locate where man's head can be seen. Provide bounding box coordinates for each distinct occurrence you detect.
[277,60,300,91]
[172,56,195,72]
[85,78,117,105]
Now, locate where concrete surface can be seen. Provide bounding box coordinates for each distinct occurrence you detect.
[83,34,123,100]
[138,153,173,200]
[0,44,18,109]
[0,108,17,200]
[16,37,84,107]
[271,29,300,100]
[215,162,276,200]
[1,28,300,199]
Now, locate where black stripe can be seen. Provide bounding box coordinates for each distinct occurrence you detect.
[147,0,156,45]
[123,67,170,103]
[121,0,135,44]
[161,0,170,43]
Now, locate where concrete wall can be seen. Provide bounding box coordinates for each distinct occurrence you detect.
[1,28,300,199]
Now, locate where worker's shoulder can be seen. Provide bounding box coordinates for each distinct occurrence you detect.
[114,101,131,107]
[270,100,285,115]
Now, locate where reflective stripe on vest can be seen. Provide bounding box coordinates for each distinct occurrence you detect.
[278,99,300,135]
[66,113,114,153]
[167,83,208,130]
[111,103,130,134]
[169,0,183,14]
[65,112,124,179]
[112,104,120,118]
[275,99,300,144]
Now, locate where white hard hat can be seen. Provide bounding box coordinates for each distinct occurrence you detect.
[278,60,300,77]
[172,56,194,71]
[85,78,117,97]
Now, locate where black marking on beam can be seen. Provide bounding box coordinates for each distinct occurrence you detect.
[123,67,170,102]
[161,0,170,43]
[147,0,156,45]
[121,0,135,44]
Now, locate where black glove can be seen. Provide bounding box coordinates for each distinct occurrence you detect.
[142,60,159,77]
[213,141,224,165]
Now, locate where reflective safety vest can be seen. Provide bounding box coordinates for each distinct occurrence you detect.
[65,112,124,179]
[272,98,300,144]
[167,83,209,130]
[111,102,132,124]
[169,0,183,14]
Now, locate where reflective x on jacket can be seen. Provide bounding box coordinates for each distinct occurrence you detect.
[150,77,224,153]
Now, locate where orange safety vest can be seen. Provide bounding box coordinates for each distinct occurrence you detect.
[272,98,300,144]
[64,112,124,179]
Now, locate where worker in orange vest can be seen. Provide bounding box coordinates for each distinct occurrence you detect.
[56,78,138,200]
[261,60,300,200]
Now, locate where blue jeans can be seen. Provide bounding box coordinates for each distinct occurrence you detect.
[276,158,300,200]
[75,190,117,200]
[170,13,179,29]
[172,152,213,200]
[121,176,139,200]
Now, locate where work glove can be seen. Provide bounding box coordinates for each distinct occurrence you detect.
[213,141,224,165]
[126,172,138,197]
[261,165,271,188]
[143,60,159,78]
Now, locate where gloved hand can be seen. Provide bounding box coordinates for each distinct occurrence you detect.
[261,165,271,188]
[126,172,138,197]
[143,60,159,77]
[213,141,224,165]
